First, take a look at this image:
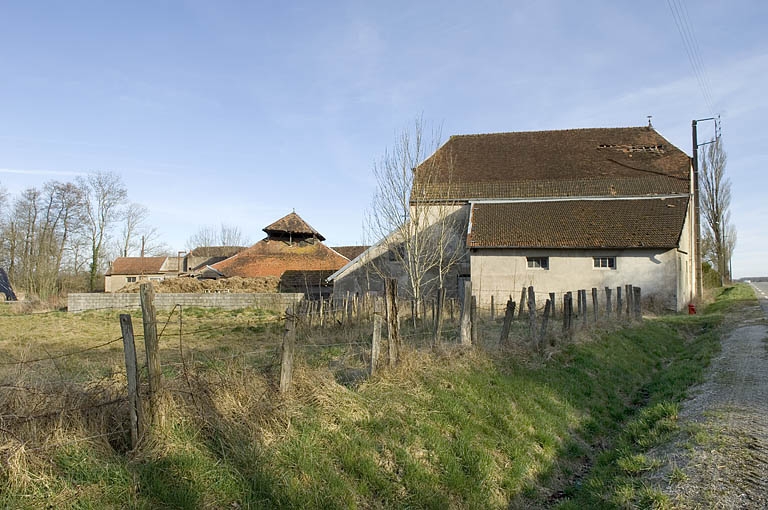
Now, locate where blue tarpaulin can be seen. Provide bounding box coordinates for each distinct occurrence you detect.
[0,268,16,301]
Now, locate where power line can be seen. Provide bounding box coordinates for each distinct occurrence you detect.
[666,0,716,115]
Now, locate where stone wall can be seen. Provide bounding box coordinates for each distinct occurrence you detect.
[68,292,303,313]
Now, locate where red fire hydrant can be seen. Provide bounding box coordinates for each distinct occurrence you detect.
[688,303,697,315]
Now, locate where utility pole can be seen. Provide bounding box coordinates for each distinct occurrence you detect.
[691,116,719,301]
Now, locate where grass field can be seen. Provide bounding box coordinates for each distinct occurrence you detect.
[0,287,748,509]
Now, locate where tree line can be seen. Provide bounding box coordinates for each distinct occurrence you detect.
[0,172,165,298]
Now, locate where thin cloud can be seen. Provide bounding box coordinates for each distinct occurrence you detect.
[0,167,85,177]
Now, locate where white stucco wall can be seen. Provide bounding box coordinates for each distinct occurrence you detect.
[104,273,172,293]
[470,247,686,311]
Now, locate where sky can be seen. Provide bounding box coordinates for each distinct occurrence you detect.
[0,1,766,278]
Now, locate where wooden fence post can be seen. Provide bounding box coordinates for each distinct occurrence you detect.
[616,286,623,318]
[562,294,569,333]
[470,296,478,345]
[500,299,515,346]
[605,287,612,317]
[518,287,527,320]
[385,279,400,365]
[120,314,143,449]
[577,289,583,317]
[633,287,642,320]
[370,301,382,376]
[139,283,162,426]
[527,286,536,338]
[355,292,362,323]
[539,299,551,350]
[346,292,354,324]
[549,292,556,319]
[625,284,633,316]
[566,292,574,333]
[591,288,598,323]
[580,290,588,327]
[460,281,472,346]
[490,295,495,321]
[433,288,445,348]
[280,306,296,394]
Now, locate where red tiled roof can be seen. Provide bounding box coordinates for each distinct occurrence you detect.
[467,197,689,249]
[414,127,691,200]
[263,212,325,241]
[107,257,168,275]
[331,245,370,261]
[211,238,348,278]
[189,246,246,257]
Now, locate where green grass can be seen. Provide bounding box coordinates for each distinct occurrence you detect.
[703,283,757,315]
[555,283,756,509]
[0,293,738,508]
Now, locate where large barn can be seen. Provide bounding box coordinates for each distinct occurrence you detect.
[330,126,697,311]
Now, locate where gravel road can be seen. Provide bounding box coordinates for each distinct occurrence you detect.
[646,287,768,508]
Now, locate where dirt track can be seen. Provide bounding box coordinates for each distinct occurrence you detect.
[646,287,768,508]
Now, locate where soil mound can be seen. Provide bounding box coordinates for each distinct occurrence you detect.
[120,276,279,294]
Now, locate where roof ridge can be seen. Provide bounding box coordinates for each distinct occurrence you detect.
[448,126,653,139]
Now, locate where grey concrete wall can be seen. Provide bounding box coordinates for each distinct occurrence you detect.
[68,292,303,313]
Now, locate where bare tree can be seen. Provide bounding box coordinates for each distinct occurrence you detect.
[219,224,248,246]
[115,202,169,258]
[186,223,249,250]
[80,172,128,291]
[0,182,86,298]
[186,225,218,250]
[117,202,147,257]
[365,118,467,313]
[699,138,734,285]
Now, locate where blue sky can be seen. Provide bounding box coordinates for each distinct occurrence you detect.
[1,1,766,277]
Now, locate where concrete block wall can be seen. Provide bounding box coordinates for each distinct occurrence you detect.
[68,293,303,313]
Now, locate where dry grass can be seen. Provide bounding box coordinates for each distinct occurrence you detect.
[0,298,717,508]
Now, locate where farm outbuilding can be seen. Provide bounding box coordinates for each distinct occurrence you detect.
[330,126,697,312]
[104,256,181,293]
[212,212,351,298]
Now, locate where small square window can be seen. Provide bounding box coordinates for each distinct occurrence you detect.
[527,256,549,269]
[126,276,137,283]
[593,256,616,269]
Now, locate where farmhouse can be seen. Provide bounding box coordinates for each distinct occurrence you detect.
[212,212,350,297]
[104,256,181,292]
[330,126,697,311]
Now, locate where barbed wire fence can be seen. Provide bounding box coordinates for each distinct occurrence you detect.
[1,280,645,455]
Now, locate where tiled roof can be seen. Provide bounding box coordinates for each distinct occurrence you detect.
[189,246,246,257]
[467,197,689,249]
[414,127,691,200]
[280,269,336,292]
[263,212,325,241]
[331,245,370,261]
[211,238,348,278]
[107,257,168,275]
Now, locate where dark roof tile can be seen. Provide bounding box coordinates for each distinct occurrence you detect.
[414,127,690,200]
[467,197,689,249]
[263,212,325,241]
